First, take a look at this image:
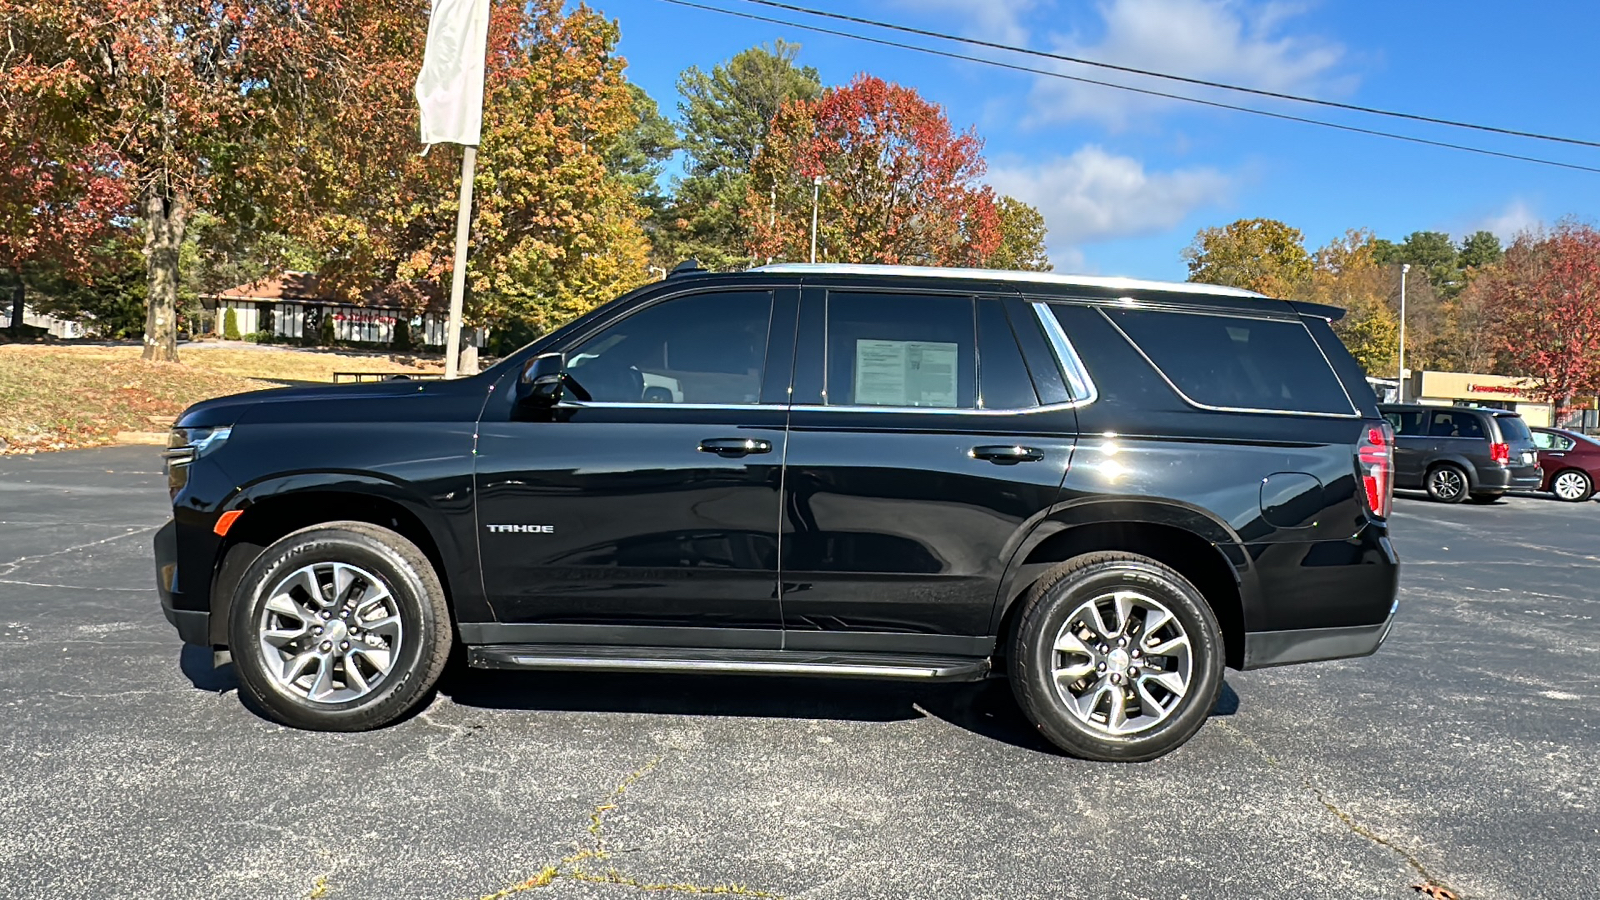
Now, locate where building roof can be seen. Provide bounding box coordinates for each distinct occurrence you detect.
[747,263,1272,299]
[206,272,327,303]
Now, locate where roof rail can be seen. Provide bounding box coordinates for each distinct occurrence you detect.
[747,262,1271,299]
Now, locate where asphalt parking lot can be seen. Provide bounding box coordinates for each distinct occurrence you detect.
[1,446,1596,900]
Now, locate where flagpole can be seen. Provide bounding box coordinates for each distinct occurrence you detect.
[444,145,476,379]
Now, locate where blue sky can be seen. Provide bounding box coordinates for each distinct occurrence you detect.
[601,0,1600,279]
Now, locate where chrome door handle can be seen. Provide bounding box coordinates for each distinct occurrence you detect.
[698,438,772,457]
[971,445,1044,463]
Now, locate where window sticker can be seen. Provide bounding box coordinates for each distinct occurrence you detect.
[854,339,959,407]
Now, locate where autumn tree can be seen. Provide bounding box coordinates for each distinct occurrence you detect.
[0,29,132,332]
[297,0,650,337]
[1183,218,1311,297]
[1305,230,1398,375]
[991,196,1052,272]
[1,0,375,361]
[1481,224,1600,416]
[662,41,822,269]
[748,74,1001,266]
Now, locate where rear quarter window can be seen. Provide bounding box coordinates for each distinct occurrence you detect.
[1496,415,1533,442]
[1104,308,1355,415]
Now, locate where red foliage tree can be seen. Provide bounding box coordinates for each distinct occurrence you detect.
[2,0,380,360]
[0,133,131,331]
[748,74,1001,266]
[1483,223,1600,416]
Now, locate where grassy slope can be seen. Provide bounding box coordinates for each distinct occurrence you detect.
[0,343,440,452]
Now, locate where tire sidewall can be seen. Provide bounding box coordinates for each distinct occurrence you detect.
[1014,559,1223,761]
[229,527,439,730]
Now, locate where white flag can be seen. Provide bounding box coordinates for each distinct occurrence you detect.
[414,0,491,146]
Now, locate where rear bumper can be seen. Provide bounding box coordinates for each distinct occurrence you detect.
[1476,465,1543,493]
[156,519,210,647]
[1242,613,1395,668]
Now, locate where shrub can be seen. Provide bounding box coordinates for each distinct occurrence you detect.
[319,314,335,346]
[392,318,412,350]
[222,307,241,340]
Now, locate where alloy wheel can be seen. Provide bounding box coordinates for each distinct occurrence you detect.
[256,561,404,703]
[1050,590,1194,736]
[1554,471,1591,501]
[1429,467,1465,501]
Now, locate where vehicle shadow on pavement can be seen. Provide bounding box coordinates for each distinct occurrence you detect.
[441,669,1240,756]
[180,644,237,693]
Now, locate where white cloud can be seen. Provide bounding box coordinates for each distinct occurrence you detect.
[889,0,1042,45]
[988,146,1233,267]
[1026,0,1350,129]
[1468,199,1541,242]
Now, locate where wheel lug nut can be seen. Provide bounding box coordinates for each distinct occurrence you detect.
[1097,662,1106,672]
[1110,673,1123,685]
[1117,637,1128,648]
[313,626,323,635]
[1127,667,1138,677]
[1130,649,1141,659]
[319,611,331,620]
[320,641,332,652]
[1098,644,1109,654]
[339,641,350,651]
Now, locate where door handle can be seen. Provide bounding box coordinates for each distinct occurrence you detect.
[698,438,772,457]
[971,445,1044,463]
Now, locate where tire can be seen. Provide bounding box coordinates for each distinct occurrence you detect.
[228,521,453,731]
[1551,469,1594,503]
[1425,463,1469,503]
[1008,552,1224,762]
[1467,492,1504,504]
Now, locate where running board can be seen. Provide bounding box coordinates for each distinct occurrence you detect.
[467,644,990,682]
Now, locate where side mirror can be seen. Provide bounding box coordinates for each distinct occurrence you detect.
[519,353,568,407]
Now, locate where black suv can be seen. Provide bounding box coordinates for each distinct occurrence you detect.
[1379,403,1541,503]
[155,264,1399,761]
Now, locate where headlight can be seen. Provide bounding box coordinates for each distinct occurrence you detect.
[165,427,232,494]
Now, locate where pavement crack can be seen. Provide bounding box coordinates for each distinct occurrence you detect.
[1216,721,1463,898]
[0,526,155,577]
[471,754,781,899]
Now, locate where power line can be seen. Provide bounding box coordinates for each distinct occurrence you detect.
[655,0,1600,175]
[727,0,1600,151]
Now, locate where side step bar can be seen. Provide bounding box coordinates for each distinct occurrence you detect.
[467,644,990,682]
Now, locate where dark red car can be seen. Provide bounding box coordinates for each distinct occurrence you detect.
[1531,427,1600,502]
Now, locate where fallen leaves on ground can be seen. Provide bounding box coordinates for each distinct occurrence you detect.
[1412,883,1460,900]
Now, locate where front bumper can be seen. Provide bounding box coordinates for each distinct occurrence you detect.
[155,519,210,646]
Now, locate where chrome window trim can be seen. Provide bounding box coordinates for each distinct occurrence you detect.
[790,401,1079,416]
[749,262,1271,299]
[1031,301,1098,407]
[1097,308,1361,419]
[558,401,771,411]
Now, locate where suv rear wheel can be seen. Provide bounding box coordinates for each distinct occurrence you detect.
[1008,552,1224,762]
[228,522,453,731]
[1426,463,1469,503]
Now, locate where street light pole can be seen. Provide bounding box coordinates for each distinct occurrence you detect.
[809,175,821,264]
[1398,263,1410,403]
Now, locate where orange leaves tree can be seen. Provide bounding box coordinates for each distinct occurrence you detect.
[1,0,375,360]
[1481,223,1600,416]
[748,74,1001,266]
[298,0,650,337]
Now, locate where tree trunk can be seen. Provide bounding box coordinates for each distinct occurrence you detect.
[8,268,22,333]
[140,189,187,362]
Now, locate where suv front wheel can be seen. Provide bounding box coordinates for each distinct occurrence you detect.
[1009,552,1224,762]
[228,521,453,731]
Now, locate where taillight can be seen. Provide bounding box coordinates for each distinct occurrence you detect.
[1358,422,1394,519]
[1490,442,1510,465]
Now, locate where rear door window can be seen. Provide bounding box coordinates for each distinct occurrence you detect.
[977,299,1039,409]
[1385,410,1427,436]
[1428,411,1485,439]
[1104,308,1354,415]
[824,292,976,409]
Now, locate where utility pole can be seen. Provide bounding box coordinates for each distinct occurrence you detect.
[1398,263,1410,403]
[809,175,821,264]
